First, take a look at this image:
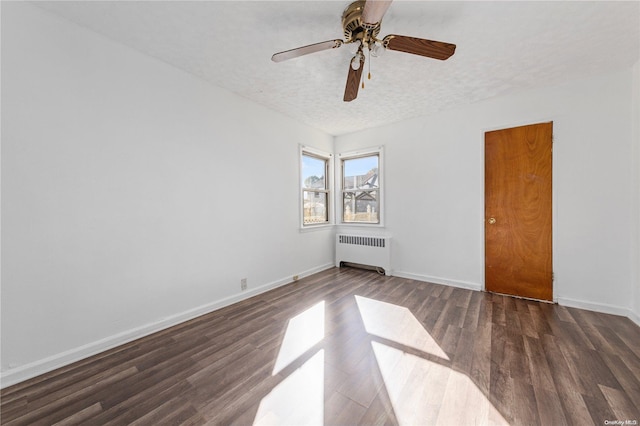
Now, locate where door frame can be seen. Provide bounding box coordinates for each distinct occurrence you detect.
[480,119,558,302]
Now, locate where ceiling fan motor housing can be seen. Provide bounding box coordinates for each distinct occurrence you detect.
[342,0,381,46]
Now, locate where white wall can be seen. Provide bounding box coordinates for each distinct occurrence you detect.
[632,59,640,325]
[336,67,636,316]
[1,2,334,386]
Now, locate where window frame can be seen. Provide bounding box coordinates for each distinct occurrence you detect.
[337,147,384,227]
[300,145,333,229]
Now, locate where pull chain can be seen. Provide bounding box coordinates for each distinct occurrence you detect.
[362,47,372,89]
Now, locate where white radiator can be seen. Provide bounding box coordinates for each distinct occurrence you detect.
[336,234,391,275]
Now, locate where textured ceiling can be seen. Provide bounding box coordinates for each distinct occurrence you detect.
[33,1,640,136]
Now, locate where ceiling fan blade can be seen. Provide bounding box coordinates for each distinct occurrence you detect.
[384,35,456,60]
[362,0,393,25]
[272,39,343,62]
[344,56,365,102]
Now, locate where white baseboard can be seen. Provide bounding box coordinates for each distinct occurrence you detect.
[0,263,334,389]
[556,296,637,322]
[391,270,482,292]
[392,274,640,328]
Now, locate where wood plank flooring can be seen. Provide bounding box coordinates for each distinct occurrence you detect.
[2,267,639,425]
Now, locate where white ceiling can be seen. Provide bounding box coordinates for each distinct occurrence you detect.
[33,1,640,136]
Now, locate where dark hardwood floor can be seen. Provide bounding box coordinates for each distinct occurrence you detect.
[2,267,639,425]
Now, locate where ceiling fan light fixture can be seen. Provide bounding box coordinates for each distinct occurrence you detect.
[370,42,385,57]
[350,54,362,70]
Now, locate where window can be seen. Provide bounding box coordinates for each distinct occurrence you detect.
[301,148,331,227]
[340,150,381,224]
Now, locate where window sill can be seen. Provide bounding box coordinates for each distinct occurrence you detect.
[337,222,385,228]
[300,223,335,233]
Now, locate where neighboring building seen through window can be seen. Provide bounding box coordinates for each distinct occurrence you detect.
[301,150,330,225]
[341,153,379,224]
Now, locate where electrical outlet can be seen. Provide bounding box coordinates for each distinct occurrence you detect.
[241,278,247,291]
[293,275,299,281]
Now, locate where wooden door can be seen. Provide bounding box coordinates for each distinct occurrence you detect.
[485,122,553,301]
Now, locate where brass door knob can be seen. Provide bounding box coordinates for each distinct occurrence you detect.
[488,217,496,225]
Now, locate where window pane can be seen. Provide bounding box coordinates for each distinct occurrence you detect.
[343,190,378,223]
[302,155,326,189]
[303,191,328,224]
[343,155,378,190]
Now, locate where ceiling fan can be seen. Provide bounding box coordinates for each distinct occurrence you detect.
[271,0,456,102]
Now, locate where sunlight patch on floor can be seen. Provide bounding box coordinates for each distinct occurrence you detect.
[355,295,449,360]
[371,340,508,425]
[272,300,325,375]
[254,350,325,426]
